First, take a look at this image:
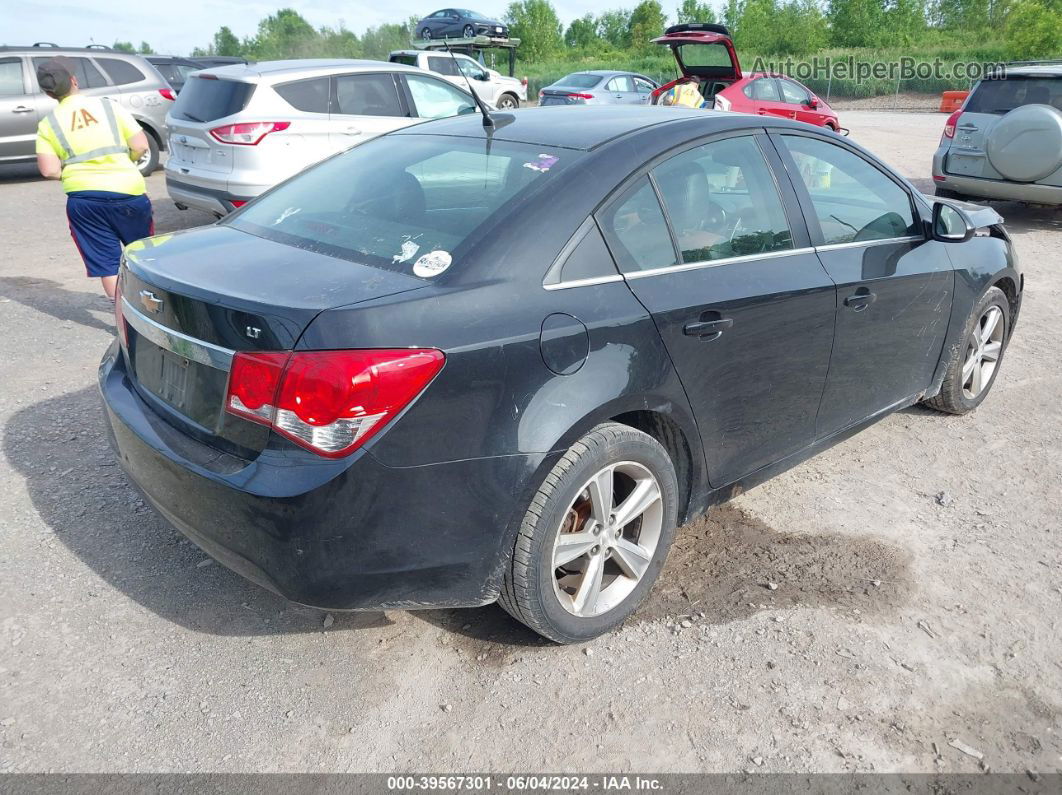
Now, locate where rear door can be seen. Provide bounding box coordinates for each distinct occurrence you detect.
[600,131,836,487]
[744,77,794,119]
[0,56,38,161]
[773,132,953,435]
[330,72,417,148]
[605,75,638,104]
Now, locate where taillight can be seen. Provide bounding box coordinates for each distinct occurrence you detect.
[114,281,128,346]
[943,110,962,139]
[521,76,528,87]
[225,348,445,458]
[230,200,247,208]
[567,93,594,100]
[209,121,291,146]
[714,94,732,112]
[158,88,176,101]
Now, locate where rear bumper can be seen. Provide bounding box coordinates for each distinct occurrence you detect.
[99,341,551,610]
[933,148,1062,205]
[165,175,255,216]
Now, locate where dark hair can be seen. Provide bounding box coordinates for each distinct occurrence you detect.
[37,57,75,99]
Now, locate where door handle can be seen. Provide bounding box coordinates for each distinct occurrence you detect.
[683,317,733,340]
[343,127,361,135]
[844,291,877,312]
[11,106,33,113]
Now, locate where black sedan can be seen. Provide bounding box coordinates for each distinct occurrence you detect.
[101,107,1021,643]
[415,8,508,40]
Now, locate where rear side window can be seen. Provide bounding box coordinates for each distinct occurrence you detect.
[227,136,581,274]
[745,78,779,101]
[545,221,618,285]
[96,58,146,86]
[966,76,1061,114]
[0,58,24,97]
[782,135,917,245]
[171,76,255,122]
[334,73,404,116]
[34,56,107,90]
[426,56,460,76]
[654,135,793,262]
[275,77,330,113]
[599,177,677,274]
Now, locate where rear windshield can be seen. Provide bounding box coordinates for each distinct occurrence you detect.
[170,76,256,122]
[560,73,602,89]
[677,43,733,69]
[966,76,1061,114]
[390,54,418,66]
[226,135,580,277]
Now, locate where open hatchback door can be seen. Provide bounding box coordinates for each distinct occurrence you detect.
[650,23,742,107]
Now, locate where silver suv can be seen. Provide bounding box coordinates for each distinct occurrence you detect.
[0,44,173,175]
[165,59,478,217]
[932,63,1062,205]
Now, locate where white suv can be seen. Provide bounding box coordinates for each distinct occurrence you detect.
[165,59,477,217]
[389,50,526,109]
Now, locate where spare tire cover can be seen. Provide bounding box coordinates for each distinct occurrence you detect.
[985,104,1062,183]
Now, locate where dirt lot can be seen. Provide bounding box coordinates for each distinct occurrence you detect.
[0,111,1059,774]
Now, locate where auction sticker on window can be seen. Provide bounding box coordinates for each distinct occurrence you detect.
[413,250,452,278]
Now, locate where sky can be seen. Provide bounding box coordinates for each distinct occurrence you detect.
[9,1,697,56]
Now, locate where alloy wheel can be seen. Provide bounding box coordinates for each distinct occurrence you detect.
[498,96,518,109]
[463,25,476,38]
[962,305,1004,400]
[551,461,663,618]
[421,28,432,40]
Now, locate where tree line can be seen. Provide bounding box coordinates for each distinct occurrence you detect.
[128,0,1059,64]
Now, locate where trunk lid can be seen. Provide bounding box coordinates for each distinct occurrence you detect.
[166,74,258,175]
[653,23,742,82]
[118,225,426,458]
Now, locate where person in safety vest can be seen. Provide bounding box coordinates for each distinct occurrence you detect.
[660,78,706,109]
[34,57,154,302]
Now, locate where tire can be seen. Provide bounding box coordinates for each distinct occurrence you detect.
[499,422,679,644]
[463,24,476,38]
[924,286,1010,415]
[496,93,519,110]
[137,129,159,177]
[421,27,432,40]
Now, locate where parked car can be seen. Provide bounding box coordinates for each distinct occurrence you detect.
[188,56,249,69]
[539,71,659,106]
[0,44,172,174]
[164,59,477,217]
[933,62,1062,205]
[649,23,841,131]
[389,49,526,109]
[415,9,508,40]
[146,55,203,94]
[102,106,1021,643]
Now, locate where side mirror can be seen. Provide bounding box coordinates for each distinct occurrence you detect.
[932,201,974,243]
[805,97,819,109]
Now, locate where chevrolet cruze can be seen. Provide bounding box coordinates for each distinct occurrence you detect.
[101,106,1021,643]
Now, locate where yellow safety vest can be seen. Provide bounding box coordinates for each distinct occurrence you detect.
[36,95,146,195]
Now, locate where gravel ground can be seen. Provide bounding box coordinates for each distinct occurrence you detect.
[0,111,1059,774]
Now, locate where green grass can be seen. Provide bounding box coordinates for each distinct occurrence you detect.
[519,42,1015,99]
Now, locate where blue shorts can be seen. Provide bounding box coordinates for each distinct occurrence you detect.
[66,191,154,278]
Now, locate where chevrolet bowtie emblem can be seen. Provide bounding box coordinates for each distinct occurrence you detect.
[139,290,163,313]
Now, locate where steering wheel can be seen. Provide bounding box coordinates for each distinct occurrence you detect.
[701,201,728,234]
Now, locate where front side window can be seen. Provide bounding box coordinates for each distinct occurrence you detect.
[334,73,404,116]
[778,79,809,105]
[227,136,580,275]
[275,77,330,113]
[653,135,793,262]
[457,59,487,81]
[599,177,677,274]
[634,77,655,94]
[0,58,24,97]
[781,135,917,245]
[96,58,145,86]
[405,74,475,119]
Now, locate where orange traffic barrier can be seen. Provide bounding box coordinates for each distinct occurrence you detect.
[940,90,969,113]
